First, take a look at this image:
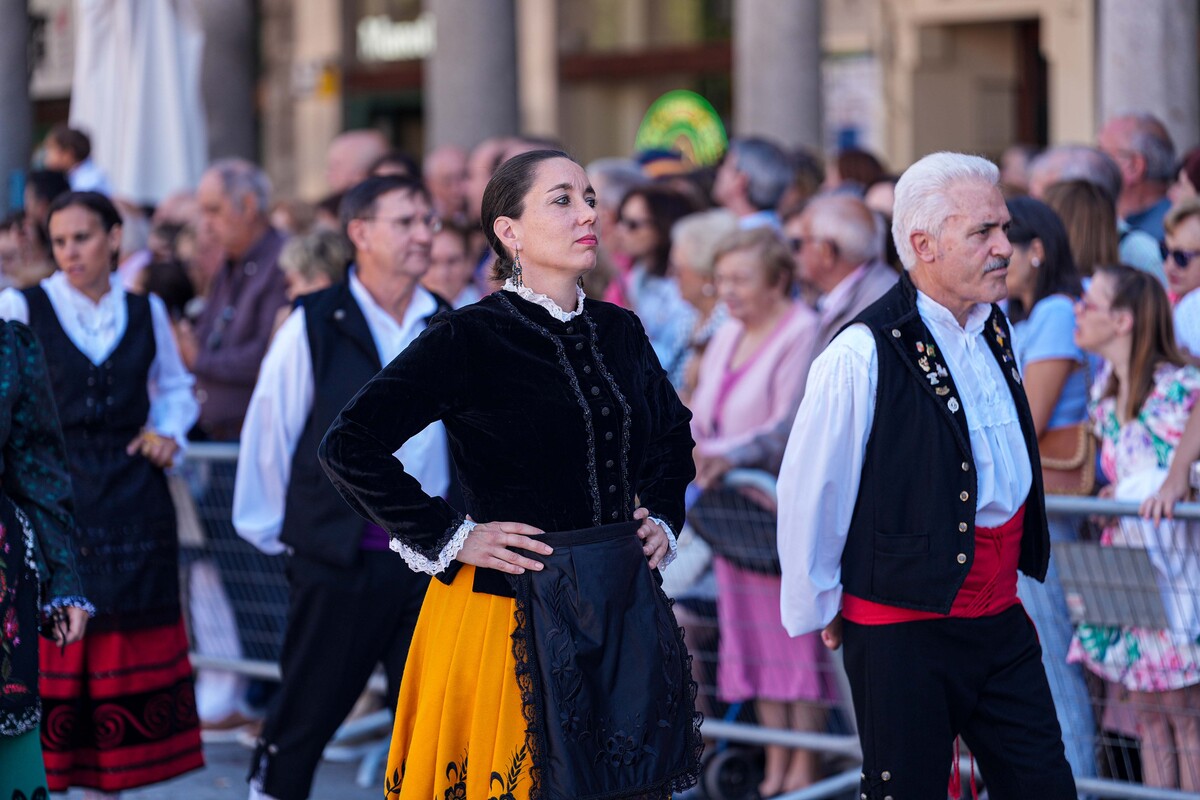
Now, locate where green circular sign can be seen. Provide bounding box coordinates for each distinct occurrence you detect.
[635,90,728,167]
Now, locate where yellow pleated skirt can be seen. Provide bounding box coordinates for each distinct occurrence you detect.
[385,565,531,800]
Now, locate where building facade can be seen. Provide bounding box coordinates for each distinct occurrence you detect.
[20,0,1200,205]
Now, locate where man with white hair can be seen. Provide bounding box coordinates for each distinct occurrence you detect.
[777,152,1076,798]
[1098,111,1176,242]
[1028,143,1164,279]
[712,137,794,230]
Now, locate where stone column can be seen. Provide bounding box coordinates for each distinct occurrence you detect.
[733,0,822,150]
[260,0,296,199]
[195,0,257,161]
[1098,0,1199,152]
[0,0,31,214]
[425,0,519,149]
[516,0,558,138]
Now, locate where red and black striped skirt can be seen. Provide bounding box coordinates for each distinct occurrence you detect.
[39,616,203,791]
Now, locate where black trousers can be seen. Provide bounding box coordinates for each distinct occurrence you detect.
[843,604,1077,800]
[250,550,428,800]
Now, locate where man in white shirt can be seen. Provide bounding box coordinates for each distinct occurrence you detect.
[234,175,450,800]
[777,152,1075,799]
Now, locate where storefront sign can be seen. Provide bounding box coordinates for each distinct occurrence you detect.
[356,11,435,63]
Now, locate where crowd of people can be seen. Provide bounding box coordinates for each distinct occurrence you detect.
[0,109,1199,799]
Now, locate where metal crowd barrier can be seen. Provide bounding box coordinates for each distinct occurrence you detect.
[177,446,1200,800]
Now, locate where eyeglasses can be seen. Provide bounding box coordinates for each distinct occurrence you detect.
[787,237,838,256]
[1076,297,1113,314]
[618,218,652,231]
[361,213,442,233]
[1167,249,1200,268]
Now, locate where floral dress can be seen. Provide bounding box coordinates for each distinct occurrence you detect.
[1068,363,1200,691]
[0,321,86,737]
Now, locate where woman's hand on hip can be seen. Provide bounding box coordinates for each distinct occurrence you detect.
[455,517,550,574]
[633,507,669,569]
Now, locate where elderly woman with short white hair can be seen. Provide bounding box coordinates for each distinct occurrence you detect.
[669,208,738,401]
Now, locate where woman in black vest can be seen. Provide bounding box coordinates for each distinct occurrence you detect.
[322,151,700,800]
[0,192,203,797]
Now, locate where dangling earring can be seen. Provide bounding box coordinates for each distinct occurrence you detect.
[512,250,523,288]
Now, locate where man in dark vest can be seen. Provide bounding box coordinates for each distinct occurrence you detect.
[777,152,1077,799]
[232,175,451,800]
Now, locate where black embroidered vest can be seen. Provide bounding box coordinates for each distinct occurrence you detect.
[24,286,155,440]
[280,281,450,567]
[841,274,1050,613]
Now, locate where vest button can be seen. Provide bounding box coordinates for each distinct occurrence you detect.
[959,522,968,533]
[960,490,969,502]
[891,329,901,338]
[591,386,600,396]
[957,553,967,564]
[575,342,584,351]
[881,771,891,781]
[961,461,969,472]
[583,365,592,374]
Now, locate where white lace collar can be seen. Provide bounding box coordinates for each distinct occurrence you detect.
[502,278,586,322]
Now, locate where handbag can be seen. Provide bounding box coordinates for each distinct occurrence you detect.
[1038,423,1096,496]
[687,484,780,574]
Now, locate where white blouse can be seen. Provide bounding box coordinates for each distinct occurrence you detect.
[0,272,198,448]
[776,291,1032,636]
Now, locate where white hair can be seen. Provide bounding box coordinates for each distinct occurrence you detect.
[891,152,1000,270]
[803,194,879,266]
[671,209,739,277]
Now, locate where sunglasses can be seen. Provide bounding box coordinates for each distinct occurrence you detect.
[1167,248,1200,268]
[787,237,837,256]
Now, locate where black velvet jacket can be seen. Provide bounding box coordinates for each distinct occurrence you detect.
[320,290,696,584]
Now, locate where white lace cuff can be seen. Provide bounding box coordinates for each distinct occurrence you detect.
[389,518,475,575]
[43,596,96,617]
[650,516,678,570]
[502,279,586,321]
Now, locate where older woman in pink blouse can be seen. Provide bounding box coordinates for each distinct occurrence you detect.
[690,227,833,797]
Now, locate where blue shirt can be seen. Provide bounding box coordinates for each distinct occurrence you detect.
[1013,294,1089,430]
[1126,197,1172,243]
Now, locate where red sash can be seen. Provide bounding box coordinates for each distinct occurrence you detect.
[843,504,1025,625]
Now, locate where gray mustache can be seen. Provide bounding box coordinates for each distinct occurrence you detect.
[983,257,1011,274]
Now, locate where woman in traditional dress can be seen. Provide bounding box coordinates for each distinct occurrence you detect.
[321,150,701,800]
[0,318,91,800]
[0,191,203,797]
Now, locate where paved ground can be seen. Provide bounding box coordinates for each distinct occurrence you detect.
[62,740,383,800]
